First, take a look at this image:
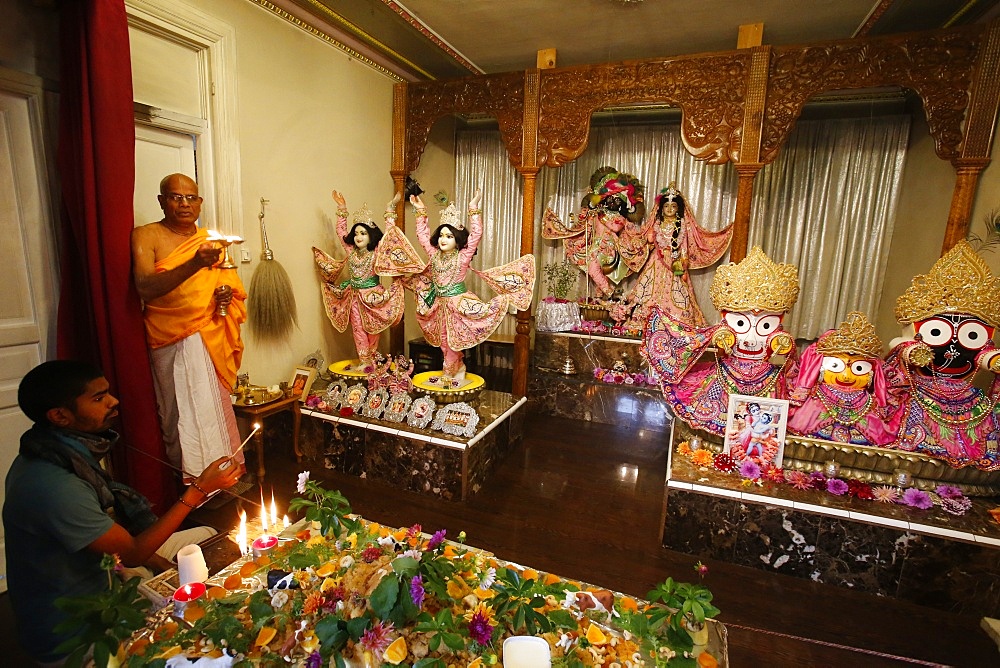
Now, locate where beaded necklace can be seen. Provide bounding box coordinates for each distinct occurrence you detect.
[715,355,783,397]
[815,386,872,427]
[911,372,993,427]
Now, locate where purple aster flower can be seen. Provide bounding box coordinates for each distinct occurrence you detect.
[901,488,933,510]
[427,529,447,549]
[935,484,963,500]
[739,459,761,479]
[305,651,323,668]
[826,478,848,496]
[410,574,425,608]
[808,471,827,489]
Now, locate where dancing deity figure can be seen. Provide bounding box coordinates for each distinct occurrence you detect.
[644,247,799,436]
[542,167,648,297]
[312,192,408,371]
[619,182,732,330]
[410,191,535,386]
[883,241,1000,469]
[787,312,898,446]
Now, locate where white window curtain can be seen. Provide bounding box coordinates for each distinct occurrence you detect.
[454,113,909,339]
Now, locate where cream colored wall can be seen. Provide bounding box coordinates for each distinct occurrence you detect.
[189,0,397,386]
[401,116,457,350]
[969,133,1000,277]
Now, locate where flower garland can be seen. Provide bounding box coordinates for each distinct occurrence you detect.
[676,441,972,516]
[592,367,658,386]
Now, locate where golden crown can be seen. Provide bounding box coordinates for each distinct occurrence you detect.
[710,246,800,313]
[816,311,883,358]
[352,203,375,227]
[439,202,465,230]
[894,240,1000,327]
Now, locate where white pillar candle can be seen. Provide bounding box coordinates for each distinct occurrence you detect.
[502,636,551,668]
[176,544,209,585]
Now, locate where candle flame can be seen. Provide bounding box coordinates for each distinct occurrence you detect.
[260,491,268,533]
[283,515,290,529]
[270,490,277,527]
[237,509,248,556]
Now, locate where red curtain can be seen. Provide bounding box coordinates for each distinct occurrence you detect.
[56,0,174,512]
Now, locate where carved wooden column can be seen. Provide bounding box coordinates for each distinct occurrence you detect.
[730,163,763,263]
[942,159,991,253]
[388,82,408,356]
[513,70,541,399]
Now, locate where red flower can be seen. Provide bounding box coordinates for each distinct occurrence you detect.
[847,479,874,500]
[340,407,354,417]
[361,545,383,563]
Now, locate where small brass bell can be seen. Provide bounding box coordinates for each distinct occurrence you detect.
[561,356,577,375]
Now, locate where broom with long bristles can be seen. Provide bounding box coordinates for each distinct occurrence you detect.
[248,197,297,341]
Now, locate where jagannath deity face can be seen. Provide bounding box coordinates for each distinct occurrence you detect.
[722,310,785,360]
[821,354,873,391]
[437,227,457,252]
[914,312,995,378]
[353,226,371,250]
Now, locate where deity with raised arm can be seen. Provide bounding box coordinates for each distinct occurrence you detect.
[644,246,800,436]
[883,241,1000,469]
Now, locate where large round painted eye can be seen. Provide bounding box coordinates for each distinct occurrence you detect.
[822,357,846,373]
[724,312,751,333]
[957,321,992,350]
[756,315,782,336]
[917,318,953,346]
[850,360,873,376]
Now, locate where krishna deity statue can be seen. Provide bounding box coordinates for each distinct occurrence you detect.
[883,240,1000,470]
[644,246,799,436]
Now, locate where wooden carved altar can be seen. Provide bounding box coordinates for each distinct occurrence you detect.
[389,21,1000,398]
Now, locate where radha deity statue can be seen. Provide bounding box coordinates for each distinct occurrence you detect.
[312,192,410,371]
[787,311,899,446]
[644,246,800,436]
[883,240,1000,469]
[618,182,732,330]
[542,166,648,297]
[409,191,535,387]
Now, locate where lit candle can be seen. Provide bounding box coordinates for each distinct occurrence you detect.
[252,534,279,558]
[236,509,248,556]
[270,491,278,528]
[502,636,551,668]
[172,581,207,618]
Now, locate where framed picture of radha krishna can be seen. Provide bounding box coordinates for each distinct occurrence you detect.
[723,394,790,468]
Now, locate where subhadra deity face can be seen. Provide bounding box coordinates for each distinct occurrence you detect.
[914,312,995,378]
[821,354,873,391]
[353,226,371,250]
[722,310,784,360]
[437,227,456,252]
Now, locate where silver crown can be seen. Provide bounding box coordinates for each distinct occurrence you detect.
[440,202,464,230]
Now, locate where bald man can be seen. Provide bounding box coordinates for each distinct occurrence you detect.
[131,174,247,480]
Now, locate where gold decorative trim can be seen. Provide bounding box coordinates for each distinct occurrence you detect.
[248,0,403,82]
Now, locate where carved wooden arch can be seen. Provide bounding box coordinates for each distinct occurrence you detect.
[536,52,751,167]
[403,72,525,173]
[762,25,983,166]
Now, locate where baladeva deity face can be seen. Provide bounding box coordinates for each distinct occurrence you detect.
[722,310,784,360]
[914,313,995,379]
[821,354,873,391]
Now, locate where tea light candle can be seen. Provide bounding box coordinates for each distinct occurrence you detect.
[502,636,551,668]
[172,581,207,618]
[824,460,841,478]
[894,468,913,488]
[689,436,703,451]
[252,534,278,558]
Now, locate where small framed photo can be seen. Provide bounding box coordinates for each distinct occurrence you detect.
[723,394,790,468]
[406,396,436,430]
[289,366,318,401]
[324,380,348,409]
[382,392,413,423]
[343,384,369,412]
[362,387,389,420]
[431,402,481,438]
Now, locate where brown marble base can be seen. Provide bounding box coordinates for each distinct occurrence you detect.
[301,390,525,501]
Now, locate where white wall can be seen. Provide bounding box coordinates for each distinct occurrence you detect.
[186,0,397,386]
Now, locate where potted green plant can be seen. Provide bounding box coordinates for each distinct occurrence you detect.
[646,567,720,648]
[542,260,577,303]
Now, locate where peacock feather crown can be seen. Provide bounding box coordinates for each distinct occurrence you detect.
[710,246,800,313]
[894,240,1000,327]
[816,311,883,358]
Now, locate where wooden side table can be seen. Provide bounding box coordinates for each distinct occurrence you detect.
[232,394,302,484]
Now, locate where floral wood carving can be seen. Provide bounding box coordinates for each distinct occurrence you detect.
[763,25,983,164]
[537,53,750,167]
[405,72,524,173]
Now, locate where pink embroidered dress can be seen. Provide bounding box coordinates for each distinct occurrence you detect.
[623,205,731,330]
[412,204,535,378]
[312,207,405,368]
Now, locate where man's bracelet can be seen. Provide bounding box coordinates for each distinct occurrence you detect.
[179,496,198,509]
[191,481,210,497]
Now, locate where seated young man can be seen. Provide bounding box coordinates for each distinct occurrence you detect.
[3,360,240,666]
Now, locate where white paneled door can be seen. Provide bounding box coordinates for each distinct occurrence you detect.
[0,68,59,592]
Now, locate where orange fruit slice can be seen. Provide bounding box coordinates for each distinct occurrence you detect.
[619,596,639,613]
[206,586,227,600]
[316,561,337,577]
[384,636,407,665]
[585,623,607,645]
[183,603,206,622]
[698,651,718,668]
[543,573,561,585]
[255,626,277,648]
[522,568,538,581]
[467,658,483,668]
[239,561,259,578]
[223,573,243,591]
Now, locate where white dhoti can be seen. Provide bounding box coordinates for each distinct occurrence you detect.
[150,332,243,479]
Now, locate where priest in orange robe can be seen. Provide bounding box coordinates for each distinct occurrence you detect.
[131,173,246,480]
